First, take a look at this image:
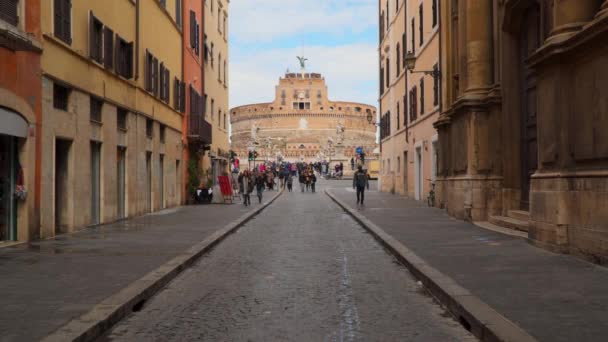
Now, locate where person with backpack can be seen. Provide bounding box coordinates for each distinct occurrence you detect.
[311,172,317,193]
[353,165,369,205]
[286,174,293,192]
[255,173,265,204]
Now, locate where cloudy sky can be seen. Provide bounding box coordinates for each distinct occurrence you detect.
[229,0,379,109]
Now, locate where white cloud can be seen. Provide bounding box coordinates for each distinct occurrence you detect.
[230,0,377,43]
[229,43,379,110]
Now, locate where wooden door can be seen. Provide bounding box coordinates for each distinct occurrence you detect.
[519,4,540,209]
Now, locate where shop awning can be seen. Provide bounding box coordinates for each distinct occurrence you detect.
[0,108,28,138]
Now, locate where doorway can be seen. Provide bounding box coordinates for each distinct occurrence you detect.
[146,152,152,212]
[403,151,408,195]
[159,154,165,209]
[0,135,17,241]
[519,4,540,209]
[117,147,126,219]
[415,146,422,201]
[90,141,101,225]
[55,139,71,234]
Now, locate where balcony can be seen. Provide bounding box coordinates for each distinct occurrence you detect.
[188,114,212,146]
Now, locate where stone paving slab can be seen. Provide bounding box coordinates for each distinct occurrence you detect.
[0,197,272,342]
[329,185,608,342]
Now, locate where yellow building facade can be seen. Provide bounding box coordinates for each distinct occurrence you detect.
[379,0,440,200]
[39,0,185,237]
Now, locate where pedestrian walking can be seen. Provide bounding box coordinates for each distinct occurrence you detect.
[353,165,369,205]
[311,172,317,193]
[238,171,254,206]
[256,174,265,204]
[279,168,285,188]
[299,172,306,192]
[286,174,293,192]
[305,171,311,192]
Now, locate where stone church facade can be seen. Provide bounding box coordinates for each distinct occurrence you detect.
[230,72,377,167]
[437,0,608,261]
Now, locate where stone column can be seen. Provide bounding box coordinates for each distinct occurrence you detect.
[465,0,493,94]
[552,0,602,39]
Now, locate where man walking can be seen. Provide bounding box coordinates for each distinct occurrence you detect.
[353,165,369,205]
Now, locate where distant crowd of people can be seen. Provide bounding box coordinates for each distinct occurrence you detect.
[234,160,369,207]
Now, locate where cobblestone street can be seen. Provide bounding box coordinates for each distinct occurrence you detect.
[102,181,474,342]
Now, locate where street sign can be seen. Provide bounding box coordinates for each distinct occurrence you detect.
[356,146,363,154]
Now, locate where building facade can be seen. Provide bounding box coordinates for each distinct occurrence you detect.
[437,0,608,261]
[231,72,377,169]
[203,0,230,185]
[182,0,212,202]
[0,0,43,242]
[378,0,440,199]
[38,0,185,238]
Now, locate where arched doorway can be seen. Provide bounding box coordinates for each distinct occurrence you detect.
[518,3,541,209]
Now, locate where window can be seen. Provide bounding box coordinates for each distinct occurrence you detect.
[396,44,401,76]
[411,18,415,53]
[176,0,182,27]
[385,58,390,88]
[89,12,103,63]
[217,8,221,32]
[145,50,159,96]
[380,66,384,95]
[223,60,227,86]
[395,0,398,13]
[160,125,166,143]
[402,33,407,68]
[409,86,418,122]
[210,99,214,121]
[223,15,227,39]
[103,27,114,70]
[223,113,226,128]
[159,63,170,103]
[210,43,214,68]
[189,11,200,55]
[174,78,185,112]
[403,94,408,127]
[218,54,222,80]
[397,101,400,130]
[90,97,103,122]
[117,108,128,130]
[116,36,134,79]
[146,119,153,138]
[433,64,439,106]
[203,34,209,61]
[54,0,72,44]
[210,0,214,13]
[432,0,438,28]
[420,78,425,115]
[0,0,19,25]
[218,109,221,124]
[419,4,424,46]
[53,83,70,111]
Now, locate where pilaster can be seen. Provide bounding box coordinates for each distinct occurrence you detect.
[464,0,493,95]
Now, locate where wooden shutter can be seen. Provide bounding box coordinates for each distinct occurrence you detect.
[420,79,424,115]
[64,0,72,43]
[189,11,196,48]
[195,22,200,55]
[0,0,19,25]
[159,63,165,99]
[180,82,185,112]
[104,27,114,70]
[166,69,170,103]
[144,50,150,91]
[153,57,158,96]
[54,0,62,38]
[125,42,133,79]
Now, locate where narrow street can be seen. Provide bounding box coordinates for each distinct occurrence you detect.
[102,181,474,341]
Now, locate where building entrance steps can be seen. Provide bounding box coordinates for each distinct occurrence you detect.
[0,195,279,342]
[489,214,530,232]
[326,187,608,342]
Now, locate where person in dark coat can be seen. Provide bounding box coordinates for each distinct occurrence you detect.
[353,165,369,205]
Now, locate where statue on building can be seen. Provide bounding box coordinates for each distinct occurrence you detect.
[297,56,308,72]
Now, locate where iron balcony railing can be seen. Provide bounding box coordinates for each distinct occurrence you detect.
[188,114,212,145]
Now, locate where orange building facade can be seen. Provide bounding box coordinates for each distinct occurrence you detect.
[0,0,43,243]
[182,0,212,202]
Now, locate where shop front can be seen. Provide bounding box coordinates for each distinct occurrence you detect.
[0,109,28,241]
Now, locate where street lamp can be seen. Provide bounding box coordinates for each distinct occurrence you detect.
[405,52,441,79]
[366,111,380,126]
